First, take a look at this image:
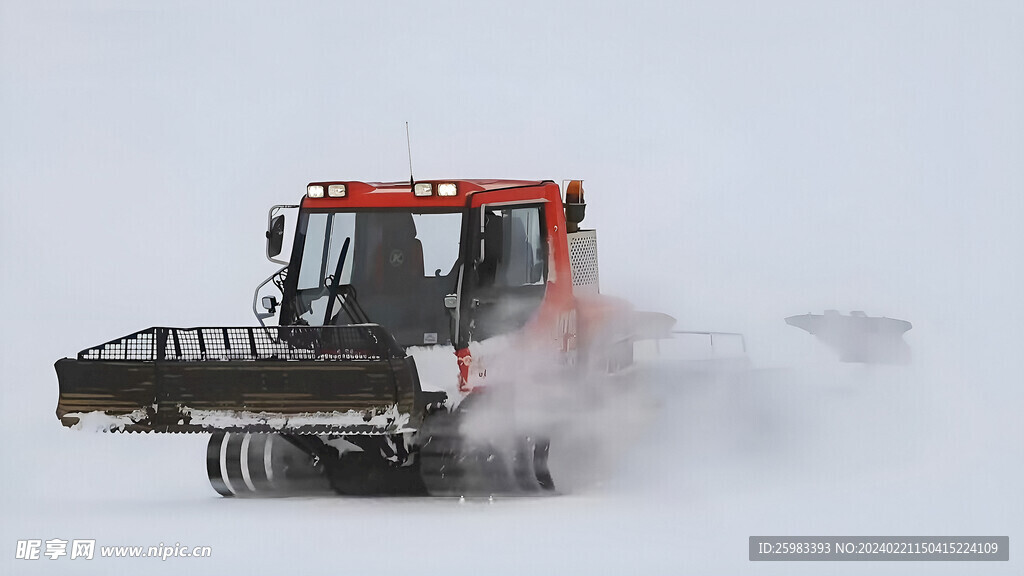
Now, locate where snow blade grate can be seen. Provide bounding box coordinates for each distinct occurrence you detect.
[77,325,405,362]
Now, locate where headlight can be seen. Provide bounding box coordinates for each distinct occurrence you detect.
[413,183,433,197]
[306,185,324,198]
[327,184,346,197]
[437,182,457,196]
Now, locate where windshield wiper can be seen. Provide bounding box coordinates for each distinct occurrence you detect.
[322,237,351,326]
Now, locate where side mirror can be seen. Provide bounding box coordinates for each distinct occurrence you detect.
[261,296,278,314]
[266,214,285,259]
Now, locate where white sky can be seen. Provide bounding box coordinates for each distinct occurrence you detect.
[2,1,1020,356]
[1,1,1021,574]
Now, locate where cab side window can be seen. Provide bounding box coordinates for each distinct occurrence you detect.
[478,205,546,288]
[465,204,547,341]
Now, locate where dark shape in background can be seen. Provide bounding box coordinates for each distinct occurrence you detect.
[785,310,912,364]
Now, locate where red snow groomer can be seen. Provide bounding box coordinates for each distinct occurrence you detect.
[55,179,673,496]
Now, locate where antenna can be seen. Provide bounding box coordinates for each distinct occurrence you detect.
[405,122,414,185]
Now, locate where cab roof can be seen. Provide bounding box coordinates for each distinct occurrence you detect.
[302,179,554,209]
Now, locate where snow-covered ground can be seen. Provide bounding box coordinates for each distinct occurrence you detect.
[2,1,1021,574]
[2,338,1020,575]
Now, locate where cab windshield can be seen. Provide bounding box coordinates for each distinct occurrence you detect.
[283,209,463,347]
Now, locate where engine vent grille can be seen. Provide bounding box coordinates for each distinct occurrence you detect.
[568,230,599,293]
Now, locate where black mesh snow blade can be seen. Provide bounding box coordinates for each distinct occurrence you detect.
[55,325,426,434]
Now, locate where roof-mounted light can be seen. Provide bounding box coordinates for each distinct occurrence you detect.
[413,183,433,197]
[437,182,457,196]
[327,184,346,197]
[306,185,324,198]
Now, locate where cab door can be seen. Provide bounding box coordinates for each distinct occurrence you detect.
[455,188,550,347]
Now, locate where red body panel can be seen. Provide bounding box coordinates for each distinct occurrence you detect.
[458,182,578,389]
